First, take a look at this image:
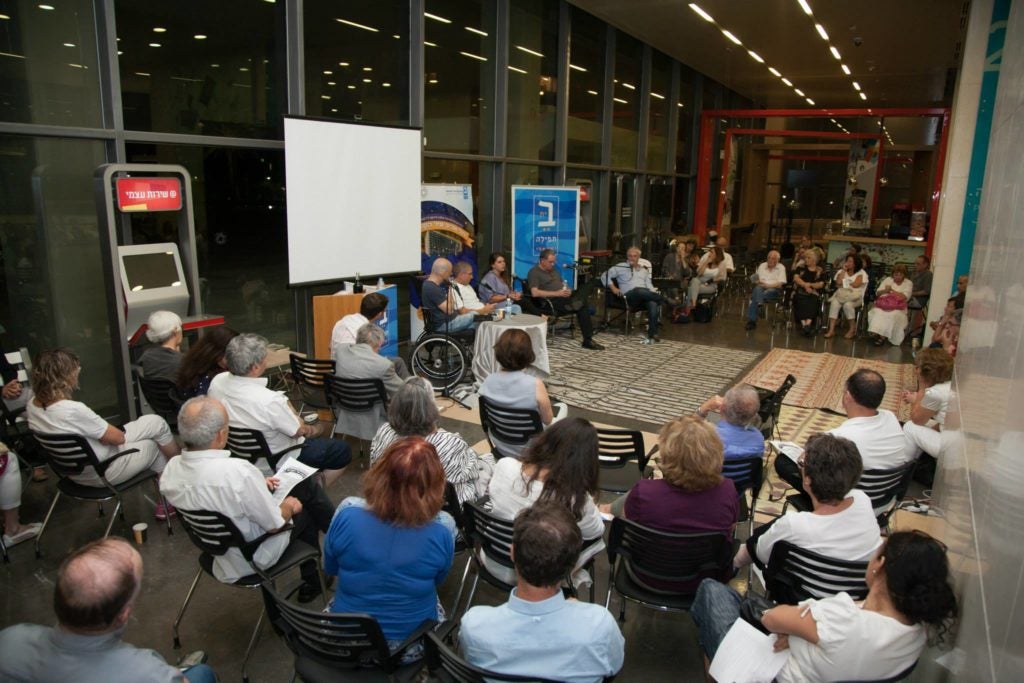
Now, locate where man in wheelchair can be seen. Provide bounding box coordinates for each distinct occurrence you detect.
[422,257,491,335]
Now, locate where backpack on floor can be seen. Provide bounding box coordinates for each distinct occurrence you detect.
[692,302,713,323]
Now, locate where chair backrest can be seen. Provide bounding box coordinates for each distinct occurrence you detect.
[323,374,388,413]
[289,354,334,404]
[477,395,543,458]
[765,540,869,604]
[463,499,516,577]
[595,428,647,471]
[177,508,250,558]
[32,432,106,478]
[425,629,559,683]
[226,426,282,470]
[835,660,917,683]
[607,517,731,592]
[262,584,396,672]
[756,373,797,427]
[0,347,30,425]
[858,461,917,523]
[721,456,764,499]
[137,376,183,425]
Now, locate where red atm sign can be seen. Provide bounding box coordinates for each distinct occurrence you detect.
[116,177,183,212]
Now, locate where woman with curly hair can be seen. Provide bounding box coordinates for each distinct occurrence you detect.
[176,326,239,398]
[903,347,955,459]
[26,349,180,519]
[693,530,958,682]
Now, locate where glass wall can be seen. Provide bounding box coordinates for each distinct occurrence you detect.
[646,50,671,171]
[675,68,695,174]
[422,157,493,254]
[610,32,642,168]
[506,0,559,161]
[566,7,605,164]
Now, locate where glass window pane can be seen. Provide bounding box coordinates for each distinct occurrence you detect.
[646,50,671,171]
[422,157,492,255]
[424,0,496,154]
[567,7,605,165]
[506,0,559,161]
[675,68,694,174]
[125,143,294,348]
[115,0,285,138]
[304,1,409,125]
[567,168,602,251]
[0,1,102,126]
[610,32,641,168]
[0,136,114,411]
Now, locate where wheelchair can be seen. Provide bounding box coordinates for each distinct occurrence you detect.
[410,324,476,392]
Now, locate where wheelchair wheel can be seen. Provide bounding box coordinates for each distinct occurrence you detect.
[411,334,469,391]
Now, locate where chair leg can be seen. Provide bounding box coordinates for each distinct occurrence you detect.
[619,598,626,622]
[242,608,266,683]
[463,571,481,611]
[153,480,173,535]
[173,567,203,649]
[318,567,329,610]
[104,498,123,538]
[34,490,62,558]
[449,554,473,617]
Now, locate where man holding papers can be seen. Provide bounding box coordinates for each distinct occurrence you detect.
[160,396,334,603]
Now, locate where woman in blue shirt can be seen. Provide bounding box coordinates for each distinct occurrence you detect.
[324,436,455,656]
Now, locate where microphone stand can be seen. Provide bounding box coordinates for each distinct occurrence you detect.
[438,280,471,410]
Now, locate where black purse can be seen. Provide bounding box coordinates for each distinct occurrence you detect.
[739,592,777,635]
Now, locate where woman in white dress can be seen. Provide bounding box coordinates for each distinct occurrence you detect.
[824,254,869,339]
[902,348,954,459]
[867,264,914,346]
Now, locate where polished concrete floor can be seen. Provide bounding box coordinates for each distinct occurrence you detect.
[0,297,914,682]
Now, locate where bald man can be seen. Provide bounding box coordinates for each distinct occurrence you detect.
[422,257,479,333]
[0,537,216,682]
[746,249,787,330]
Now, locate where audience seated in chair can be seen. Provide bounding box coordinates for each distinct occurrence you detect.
[370,377,493,504]
[694,384,765,461]
[208,333,351,485]
[160,396,334,603]
[791,247,827,336]
[477,329,567,458]
[745,250,787,330]
[0,442,41,547]
[602,246,667,344]
[736,433,882,573]
[776,369,910,495]
[333,323,403,439]
[485,417,604,587]
[325,436,456,662]
[26,348,180,520]
[683,244,729,316]
[902,349,953,461]
[692,530,957,683]
[0,537,216,683]
[601,415,738,594]
[527,248,604,350]
[330,291,410,378]
[825,254,868,339]
[867,264,914,346]
[175,326,239,399]
[139,310,184,382]
[460,502,624,682]
[422,257,487,334]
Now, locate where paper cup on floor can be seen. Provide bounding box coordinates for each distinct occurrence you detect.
[132,523,148,544]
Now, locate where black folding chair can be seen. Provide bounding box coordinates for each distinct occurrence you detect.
[764,540,869,605]
[289,353,335,416]
[323,374,389,442]
[32,432,172,558]
[783,459,917,530]
[835,660,918,683]
[722,456,765,536]
[173,509,327,683]
[226,426,303,472]
[477,395,544,460]
[595,428,653,494]
[425,625,563,683]
[600,279,639,335]
[604,517,731,621]
[262,583,431,683]
[137,375,184,429]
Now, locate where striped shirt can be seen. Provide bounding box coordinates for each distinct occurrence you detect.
[370,423,482,503]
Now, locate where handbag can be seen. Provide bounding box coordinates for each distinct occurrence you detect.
[739,592,777,635]
[831,287,860,305]
[875,292,908,311]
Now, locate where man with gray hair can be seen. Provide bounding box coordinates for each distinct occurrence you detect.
[603,246,666,344]
[746,249,787,330]
[694,383,765,460]
[452,261,504,315]
[160,396,334,602]
[208,333,351,484]
[333,323,405,439]
[139,309,183,381]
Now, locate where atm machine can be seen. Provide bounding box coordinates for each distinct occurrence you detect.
[94,164,223,420]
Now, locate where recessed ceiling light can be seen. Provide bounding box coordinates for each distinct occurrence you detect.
[768,67,781,77]
[830,46,841,60]
[721,30,741,46]
[148,42,161,47]
[841,64,851,75]
[424,12,451,23]
[424,41,438,47]
[568,63,587,72]
[852,82,861,91]
[327,81,336,86]
[465,26,488,37]
[153,27,166,33]
[211,63,220,67]
[331,108,338,112]
[428,78,438,84]
[63,42,75,47]
[508,65,527,74]
[362,78,372,82]
[613,97,627,104]
[622,82,635,90]
[797,0,812,16]
[323,70,332,75]
[347,84,356,89]
[815,24,829,41]
[782,78,793,87]
[651,92,665,100]
[135,72,150,77]
[515,45,544,58]
[806,98,815,105]
[688,3,714,22]
[321,95,330,100]
[859,92,867,100]
[748,50,764,63]
[239,67,249,71]
[335,17,379,32]
[194,34,207,40]
[339,62,349,67]
[460,51,487,62]
[795,88,805,97]
[0,14,9,19]
[38,4,55,10]
[363,66,372,71]
[587,89,598,95]
[382,82,391,87]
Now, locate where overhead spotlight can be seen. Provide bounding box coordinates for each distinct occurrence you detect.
[748,50,764,63]
[859,92,867,100]
[782,78,793,87]
[830,46,841,60]
[852,82,861,91]
[688,3,715,22]
[721,30,742,45]
[806,98,815,105]
[841,64,851,75]
[815,24,829,41]
[797,0,813,15]
[795,88,805,97]
[768,67,781,77]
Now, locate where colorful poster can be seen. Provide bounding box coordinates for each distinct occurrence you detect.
[842,139,879,231]
[414,184,476,339]
[511,186,581,289]
[376,284,399,358]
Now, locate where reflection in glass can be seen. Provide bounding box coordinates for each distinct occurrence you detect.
[507,0,559,160]
[125,143,294,349]
[675,68,694,173]
[424,0,496,154]
[423,157,491,254]
[567,168,601,252]
[610,32,642,168]
[566,7,605,164]
[115,0,285,137]
[647,50,671,171]
[0,136,113,410]
[0,0,101,126]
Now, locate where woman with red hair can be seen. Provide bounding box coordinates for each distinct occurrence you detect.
[324,436,455,657]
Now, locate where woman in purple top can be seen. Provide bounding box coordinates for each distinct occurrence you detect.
[603,415,738,593]
[479,252,538,316]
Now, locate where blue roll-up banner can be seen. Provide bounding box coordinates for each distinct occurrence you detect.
[376,284,399,358]
[511,186,581,289]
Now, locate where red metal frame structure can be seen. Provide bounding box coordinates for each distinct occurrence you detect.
[695,107,951,257]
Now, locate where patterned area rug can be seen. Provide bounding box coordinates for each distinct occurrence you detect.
[742,348,915,421]
[544,332,763,427]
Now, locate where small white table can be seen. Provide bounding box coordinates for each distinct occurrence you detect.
[472,314,550,381]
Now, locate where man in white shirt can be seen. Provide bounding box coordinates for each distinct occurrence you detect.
[160,396,333,602]
[208,333,351,484]
[330,291,410,379]
[745,249,787,330]
[776,369,911,493]
[603,246,666,344]
[451,262,497,315]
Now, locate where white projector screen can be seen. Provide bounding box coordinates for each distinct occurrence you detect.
[284,117,421,286]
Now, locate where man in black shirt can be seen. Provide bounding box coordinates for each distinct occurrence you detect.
[526,249,603,350]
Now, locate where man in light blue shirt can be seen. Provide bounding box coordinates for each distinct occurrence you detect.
[695,384,765,460]
[460,502,624,683]
[603,246,666,344]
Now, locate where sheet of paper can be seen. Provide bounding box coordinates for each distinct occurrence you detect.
[270,456,317,504]
[708,618,789,683]
[769,440,804,464]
